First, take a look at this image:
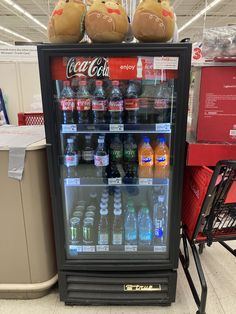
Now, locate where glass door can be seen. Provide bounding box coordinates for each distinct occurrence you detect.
[50,54,179,260]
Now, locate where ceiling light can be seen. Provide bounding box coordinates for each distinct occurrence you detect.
[0,39,13,46]
[0,25,31,42]
[2,0,47,31]
[178,0,223,33]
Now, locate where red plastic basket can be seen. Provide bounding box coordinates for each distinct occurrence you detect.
[18,112,44,126]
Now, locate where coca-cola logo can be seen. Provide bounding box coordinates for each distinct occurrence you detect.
[66,57,109,79]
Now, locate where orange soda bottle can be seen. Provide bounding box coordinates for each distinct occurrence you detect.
[138,136,154,178]
[154,137,170,179]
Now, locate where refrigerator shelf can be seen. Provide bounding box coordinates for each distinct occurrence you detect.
[61,123,172,134]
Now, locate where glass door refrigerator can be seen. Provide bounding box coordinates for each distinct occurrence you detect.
[38,43,191,306]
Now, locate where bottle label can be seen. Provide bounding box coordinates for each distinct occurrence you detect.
[60,99,75,111]
[76,98,91,111]
[108,100,124,112]
[156,155,168,166]
[113,233,122,245]
[98,233,109,245]
[155,228,163,238]
[154,99,169,109]
[141,157,153,164]
[139,232,152,241]
[124,99,139,110]
[64,154,78,167]
[82,150,94,162]
[124,149,136,161]
[111,149,123,161]
[92,100,107,111]
[94,154,109,167]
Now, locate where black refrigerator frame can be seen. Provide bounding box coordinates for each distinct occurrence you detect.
[38,43,191,305]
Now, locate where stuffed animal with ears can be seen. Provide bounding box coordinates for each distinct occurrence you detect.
[48,0,86,43]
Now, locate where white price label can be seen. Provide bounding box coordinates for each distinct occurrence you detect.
[64,178,80,186]
[153,57,179,70]
[69,245,83,253]
[83,246,95,252]
[108,178,122,185]
[156,123,171,133]
[154,246,167,253]
[230,130,236,136]
[62,124,77,133]
[139,178,153,186]
[125,245,137,252]
[109,124,124,132]
[96,245,109,252]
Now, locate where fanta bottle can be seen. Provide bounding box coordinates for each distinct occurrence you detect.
[154,137,170,179]
[138,137,153,178]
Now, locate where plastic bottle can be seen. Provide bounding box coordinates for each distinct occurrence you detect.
[154,82,171,123]
[112,203,123,245]
[60,80,75,124]
[154,195,166,245]
[108,80,124,124]
[64,138,78,177]
[88,192,99,209]
[82,134,94,164]
[138,207,152,245]
[94,137,109,178]
[138,136,154,178]
[124,81,139,124]
[76,80,92,124]
[92,80,107,124]
[124,206,137,245]
[124,134,137,163]
[154,137,170,179]
[110,134,123,163]
[98,204,109,245]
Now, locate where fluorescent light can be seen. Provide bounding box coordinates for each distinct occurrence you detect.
[0,25,31,42]
[0,39,13,46]
[2,0,47,31]
[178,0,223,33]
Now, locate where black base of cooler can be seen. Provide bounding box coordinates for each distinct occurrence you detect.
[58,270,177,305]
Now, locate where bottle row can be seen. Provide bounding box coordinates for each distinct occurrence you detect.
[63,133,170,179]
[59,79,174,125]
[68,186,168,253]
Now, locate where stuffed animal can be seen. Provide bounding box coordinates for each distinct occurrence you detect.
[48,0,86,44]
[85,0,129,43]
[132,0,175,43]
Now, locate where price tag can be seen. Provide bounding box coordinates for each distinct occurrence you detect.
[153,57,179,70]
[109,124,124,132]
[139,178,153,186]
[125,245,137,252]
[154,246,167,253]
[96,245,109,252]
[108,178,122,185]
[62,124,77,133]
[83,246,95,252]
[64,178,80,186]
[69,245,83,252]
[156,123,171,133]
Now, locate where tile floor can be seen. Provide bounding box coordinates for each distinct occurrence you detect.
[0,241,235,314]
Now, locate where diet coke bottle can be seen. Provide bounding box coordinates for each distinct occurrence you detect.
[92,80,107,124]
[60,81,75,124]
[124,81,139,124]
[108,81,124,124]
[76,80,92,124]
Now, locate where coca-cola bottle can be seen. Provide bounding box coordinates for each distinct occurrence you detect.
[154,82,171,123]
[124,81,139,124]
[92,80,107,124]
[60,81,75,124]
[64,138,79,177]
[76,80,92,124]
[108,81,124,124]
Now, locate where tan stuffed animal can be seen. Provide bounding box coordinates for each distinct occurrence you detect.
[132,0,175,43]
[85,0,129,43]
[48,0,86,43]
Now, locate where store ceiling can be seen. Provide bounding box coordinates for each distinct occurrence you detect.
[0,0,235,45]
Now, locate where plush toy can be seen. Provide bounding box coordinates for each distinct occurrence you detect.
[132,0,175,43]
[48,0,86,44]
[85,0,129,43]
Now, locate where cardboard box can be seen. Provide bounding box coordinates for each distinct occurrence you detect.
[191,66,236,143]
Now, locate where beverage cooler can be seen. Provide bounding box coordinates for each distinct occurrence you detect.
[37,43,191,305]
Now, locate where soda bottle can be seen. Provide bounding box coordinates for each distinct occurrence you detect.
[60,80,75,124]
[98,204,109,245]
[154,82,171,123]
[138,207,152,246]
[112,203,123,245]
[124,206,137,245]
[71,78,79,93]
[154,195,166,245]
[110,134,123,163]
[94,137,109,179]
[76,80,92,124]
[83,217,95,245]
[138,136,154,178]
[108,80,124,124]
[154,137,170,179]
[82,134,94,164]
[138,85,155,124]
[64,138,79,177]
[92,80,107,124]
[88,192,99,209]
[69,217,81,245]
[124,81,139,124]
[124,134,137,162]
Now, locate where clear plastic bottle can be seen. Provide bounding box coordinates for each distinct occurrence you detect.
[154,82,171,123]
[82,134,94,164]
[124,81,139,124]
[112,203,123,245]
[92,80,107,124]
[98,204,109,245]
[108,80,124,124]
[64,138,78,177]
[76,80,92,124]
[154,195,166,245]
[138,207,152,246]
[94,137,109,178]
[60,80,75,124]
[124,206,137,245]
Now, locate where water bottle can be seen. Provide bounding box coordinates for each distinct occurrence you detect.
[98,204,109,245]
[154,195,166,245]
[124,206,137,245]
[112,203,123,245]
[138,207,152,245]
